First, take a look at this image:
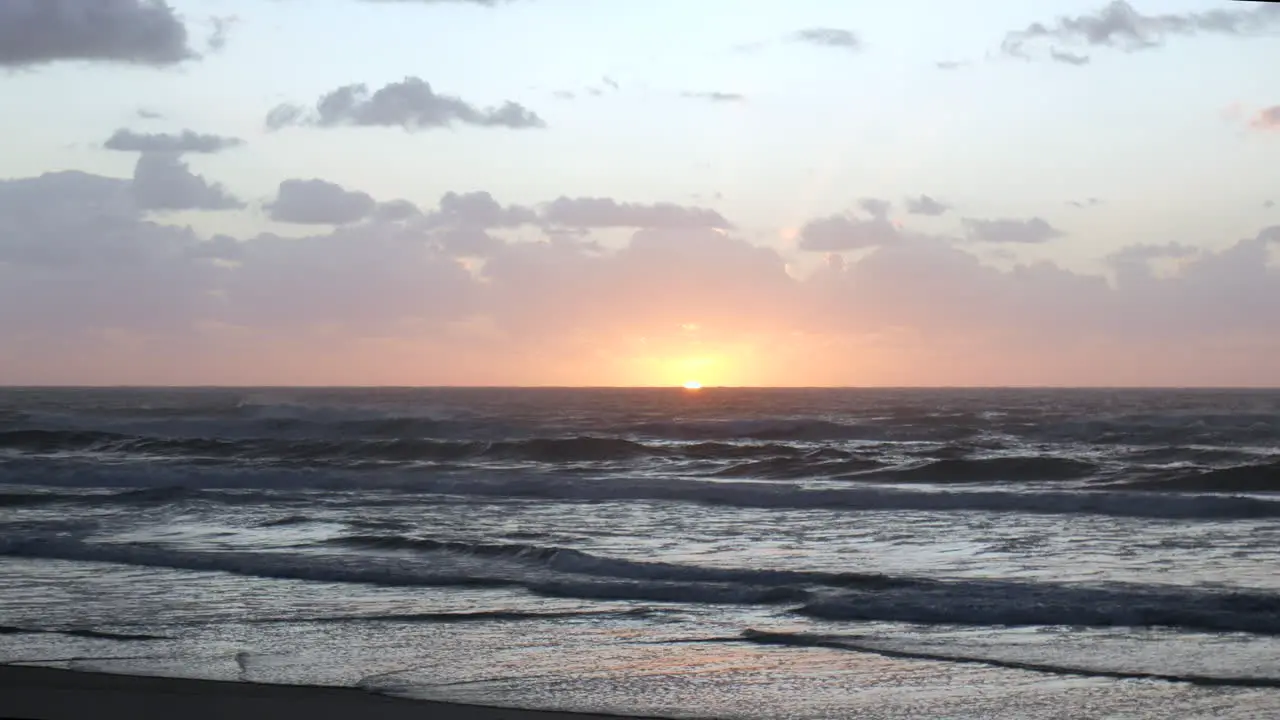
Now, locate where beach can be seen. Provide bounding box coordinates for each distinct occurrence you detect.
[0,665,647,720]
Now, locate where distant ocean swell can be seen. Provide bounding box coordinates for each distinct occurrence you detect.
[2,465,1278,520]
[3,533,1279,636]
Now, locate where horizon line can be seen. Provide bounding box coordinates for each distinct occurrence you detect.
[3,384,1280,391]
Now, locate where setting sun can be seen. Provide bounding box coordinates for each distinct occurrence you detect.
[682,380,702,390]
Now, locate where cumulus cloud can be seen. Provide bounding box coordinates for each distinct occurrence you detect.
[1003,1,1280,61]
[0,0,195,67]
[541,197,732,229]
[681,91,747,103]
[266,77,545,131]
[905,195,950,216]
[963,217,1064,244]
[104,128,244,155]
[7,163,1280,386]
[266,179,377,225]
[791,28,861,51]
[132,153,243,211]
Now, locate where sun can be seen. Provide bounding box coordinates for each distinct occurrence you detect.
[682,380,702,390]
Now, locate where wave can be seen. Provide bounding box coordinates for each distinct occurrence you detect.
[5,535,1280,635]
[705,630,1280,689]
[851,456,1101,484]
[4,460,1278,519]
[0,430,807,467]
[1109,461,1280,493]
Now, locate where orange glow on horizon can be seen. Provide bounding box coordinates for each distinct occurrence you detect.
[682,380,702,390]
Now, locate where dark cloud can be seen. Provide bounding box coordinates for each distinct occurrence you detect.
[1050,47,1091,65]
[1068,197,1104,209]
[905,195,950,216]
[136,108,164,120]
[791,28,861,51]
[1003,1,1280,61]
[266,77,545,132]
[540,197,732,229]
[266,179,377,225]
[132,153,243,212]
[963,217,1064,244]
[1265,200,1276,210]
[681,91,747,103]
[0,0,195,68]
[797,215,900,252]
[1252,106,1280,131]
[104,129,244,155]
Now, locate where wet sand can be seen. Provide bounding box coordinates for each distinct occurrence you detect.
[0,665,667,720]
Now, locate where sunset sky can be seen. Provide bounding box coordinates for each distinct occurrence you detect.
[2,0,1279,387]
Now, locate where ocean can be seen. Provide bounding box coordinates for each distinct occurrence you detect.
[1,387,1279,719]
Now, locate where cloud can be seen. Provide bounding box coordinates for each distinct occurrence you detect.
[791,28,861,51]
[136,108,164,120]
[266,179,377,225]
[1049,47,1091,65]
[1251,106,1280,131]
[428,191,537,229]
[1003,1,1280,61]
[858,198,892,219]
[1106,242,1199,265]
[935,60,967,70]
[797,214,900,252]
[8,164,1280,386]
[963,217,1064,244]
[1266,200,1275,209]
[681,91,747,103]
[266,77,546,131]
[131,153,243,212]
[0,0,195,67]
[540,197,732,229]
[206,15,236,52]
[905,195,950,216]
[104,128,245,155]
[373,199,423,222]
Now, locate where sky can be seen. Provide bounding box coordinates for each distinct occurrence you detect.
[1,0,1279,387]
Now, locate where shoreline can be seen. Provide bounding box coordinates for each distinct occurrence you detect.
[0,665,675,720]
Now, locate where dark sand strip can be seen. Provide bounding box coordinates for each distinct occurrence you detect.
[0,665,669,720]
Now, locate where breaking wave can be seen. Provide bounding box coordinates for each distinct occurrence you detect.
[4,534,1280,636]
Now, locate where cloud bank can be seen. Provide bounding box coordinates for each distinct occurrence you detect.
[5,164,1280,386]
